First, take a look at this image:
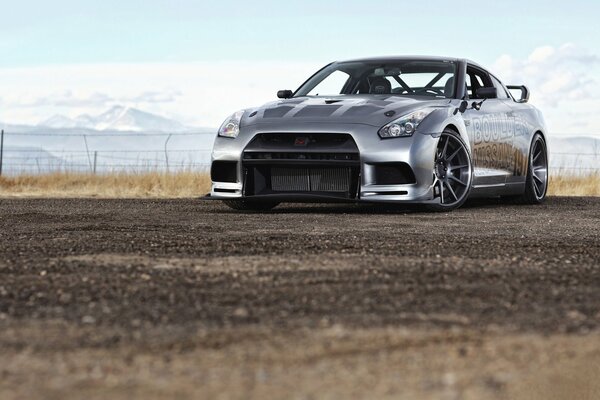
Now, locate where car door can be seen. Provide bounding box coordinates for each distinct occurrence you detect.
[490,74,527,185]
[462,65,515,187]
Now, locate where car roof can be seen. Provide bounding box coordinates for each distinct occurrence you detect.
[337,56,484,69]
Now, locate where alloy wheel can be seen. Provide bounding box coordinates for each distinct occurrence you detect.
[531,137,548,200]
[434,133,472,206]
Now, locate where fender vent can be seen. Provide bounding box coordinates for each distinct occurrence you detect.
[370,163,416,185]
[211,161,238,183]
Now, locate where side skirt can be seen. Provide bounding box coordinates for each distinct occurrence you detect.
[469,182,525,198]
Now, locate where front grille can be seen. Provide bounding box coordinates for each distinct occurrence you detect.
[244,152,358,161]
[241,133,360,199]
[244,133,359,155]
[271,167,352,192]
[252,133,352,147]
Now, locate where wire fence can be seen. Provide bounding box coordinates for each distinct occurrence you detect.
[0,130,213,176]
[0,130,598,176]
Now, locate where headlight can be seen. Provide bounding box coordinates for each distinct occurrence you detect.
[218,110,245,138]
[378,107,437,138]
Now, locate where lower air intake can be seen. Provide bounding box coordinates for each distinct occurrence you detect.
[271,167,351,193]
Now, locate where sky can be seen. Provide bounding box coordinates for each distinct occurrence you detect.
[0,0,599,135]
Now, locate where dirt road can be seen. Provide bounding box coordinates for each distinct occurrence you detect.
[0,197,599,399]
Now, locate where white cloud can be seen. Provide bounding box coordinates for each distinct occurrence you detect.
[0,61,321,127]
[528,45,555,63]
[16,91,114,108]
[127,90,182,104]
[493,44,600,134]
[12,90,184,109]
[494,43,598,107]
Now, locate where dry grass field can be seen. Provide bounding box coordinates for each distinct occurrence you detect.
[0,172,598,198]
[548,173,600,196]
[0,172,212,198]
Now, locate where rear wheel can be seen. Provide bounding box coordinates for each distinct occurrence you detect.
[222,199,280,211]
[515,133,548,204]
[426,129,473,212]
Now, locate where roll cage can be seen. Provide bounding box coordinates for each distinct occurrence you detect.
[290,58,515,102]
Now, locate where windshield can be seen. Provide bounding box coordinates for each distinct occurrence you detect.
[295,60,457,99]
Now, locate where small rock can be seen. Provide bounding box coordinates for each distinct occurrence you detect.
[59,293,72,303]
[567,310,586,321]
[233,307,249,317]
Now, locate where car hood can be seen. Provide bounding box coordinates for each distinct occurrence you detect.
[241,95,452,128]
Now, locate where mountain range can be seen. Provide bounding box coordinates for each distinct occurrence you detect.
[38,105,191,133]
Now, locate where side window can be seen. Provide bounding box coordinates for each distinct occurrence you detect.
[467,66,493,99]
[306,70,350,96]
[491,76,510,99]
[466,73,484,98]
[465,74,472,97]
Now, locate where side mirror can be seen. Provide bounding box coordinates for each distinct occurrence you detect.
[475,87,497,99]
[507,85,530,103]
[453,100,469,115]
[277,90,293,99]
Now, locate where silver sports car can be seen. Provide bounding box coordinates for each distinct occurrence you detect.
[209,56,548,211]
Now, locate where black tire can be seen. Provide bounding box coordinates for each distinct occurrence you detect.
[222,199,280,212]
[514,133,548,204]
[426,129,473,212]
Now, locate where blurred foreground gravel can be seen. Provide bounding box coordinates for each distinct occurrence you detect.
[0,197,599,399]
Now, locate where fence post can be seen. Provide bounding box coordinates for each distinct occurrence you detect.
[164,133,172,172]
[0,129,4,177]
[83,135,93,173]
[93,151,98,174]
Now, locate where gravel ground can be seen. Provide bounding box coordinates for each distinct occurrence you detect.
[0,197,599,399]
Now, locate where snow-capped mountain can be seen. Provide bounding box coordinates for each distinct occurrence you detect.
[38,106,189,132]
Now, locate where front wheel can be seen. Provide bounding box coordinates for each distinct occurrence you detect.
[426,130,473,212]
[222,199,280,212]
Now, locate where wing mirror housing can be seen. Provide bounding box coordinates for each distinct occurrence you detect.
[475,87,498,99]
[454,100,469,115]
[507,85,530,103]
[277,90,293,99]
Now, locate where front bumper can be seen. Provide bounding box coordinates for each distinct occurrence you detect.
[210,122,441,204]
